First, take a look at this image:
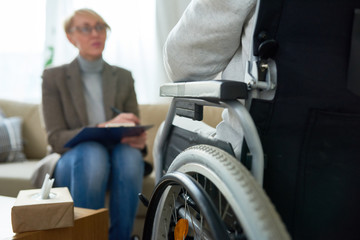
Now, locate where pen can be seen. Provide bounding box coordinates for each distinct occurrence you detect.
[110,106,140,127]
[111,106,122,115]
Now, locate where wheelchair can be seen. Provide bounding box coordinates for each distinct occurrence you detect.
[141,0,360,239]
[141,79,290,240]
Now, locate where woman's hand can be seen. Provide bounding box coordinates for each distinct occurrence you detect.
[121,132,147,150]
[97,112,146,150]
[97,113,140,127]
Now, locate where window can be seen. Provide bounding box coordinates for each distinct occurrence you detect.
[0,0,187,104]
[0,0,46,103]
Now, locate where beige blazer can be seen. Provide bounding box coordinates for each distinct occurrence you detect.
[42,58,139,154]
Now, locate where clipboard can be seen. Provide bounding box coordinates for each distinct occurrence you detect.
[64,125,153,148]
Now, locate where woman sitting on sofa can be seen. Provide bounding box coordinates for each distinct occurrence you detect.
[41,8,146,240]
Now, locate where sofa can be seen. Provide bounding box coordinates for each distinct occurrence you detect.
[0,98,223,237]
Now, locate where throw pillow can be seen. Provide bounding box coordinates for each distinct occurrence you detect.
[0,108,5,118]
[0,116,26,163]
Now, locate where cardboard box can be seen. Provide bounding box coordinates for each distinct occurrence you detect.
[11,187,74,233]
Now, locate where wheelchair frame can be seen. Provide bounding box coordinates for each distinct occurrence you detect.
[142,80,290,239]
[156,83,264,185]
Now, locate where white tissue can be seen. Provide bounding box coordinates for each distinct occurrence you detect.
[40,173,55,199]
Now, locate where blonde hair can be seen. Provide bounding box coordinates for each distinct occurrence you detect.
[64,8,110,33]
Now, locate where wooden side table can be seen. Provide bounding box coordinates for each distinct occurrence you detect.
[0,196,109,240]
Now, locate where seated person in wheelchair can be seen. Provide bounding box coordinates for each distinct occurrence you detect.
[146,2,289,239]
[152,0,360,239]
[154,0,257,181]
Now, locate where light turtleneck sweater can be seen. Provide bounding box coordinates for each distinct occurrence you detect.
[77,55,106,125]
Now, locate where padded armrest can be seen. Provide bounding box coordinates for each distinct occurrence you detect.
[160,80,248,100]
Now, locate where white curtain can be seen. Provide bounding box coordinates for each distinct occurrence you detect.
[0,0,46,103]
[156,0,191,50]
[0,0,190,104]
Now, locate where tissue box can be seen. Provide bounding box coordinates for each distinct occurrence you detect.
[11,187,74,233]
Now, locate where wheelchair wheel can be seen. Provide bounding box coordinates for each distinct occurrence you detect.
[148,144,290,240]
[143,171,230,239]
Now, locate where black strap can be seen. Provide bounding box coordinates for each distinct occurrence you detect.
[347,9,360,96]
[253,0,285,58]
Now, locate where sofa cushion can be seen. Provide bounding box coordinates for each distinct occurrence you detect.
[139,104,170,166]
[0,161,39,197]
[0,116,26,163]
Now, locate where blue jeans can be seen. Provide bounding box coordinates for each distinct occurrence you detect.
[53,141,144,240]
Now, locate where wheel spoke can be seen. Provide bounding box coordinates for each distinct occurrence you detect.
[178,207,211,240]
[222,202,229,220]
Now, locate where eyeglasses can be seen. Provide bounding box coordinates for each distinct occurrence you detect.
[70,23,107,35]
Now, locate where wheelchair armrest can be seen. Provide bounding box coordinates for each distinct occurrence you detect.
[160,80,248,100]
